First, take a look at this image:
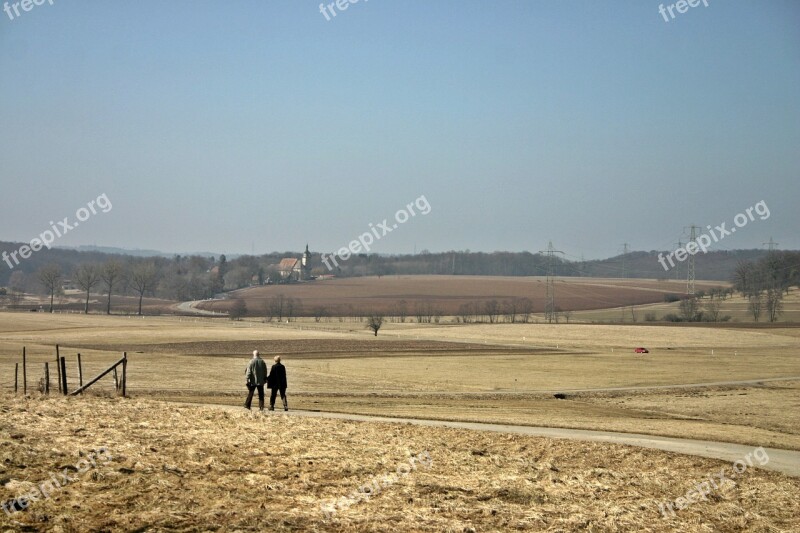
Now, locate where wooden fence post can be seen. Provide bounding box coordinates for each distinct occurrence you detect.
[121,352,127,398]
[56,345,62,394]
[22,347,27,395]
[77,353,83,393]
[14,363,18,394]
[70,355,126,396]
[44,362,50,395]
[59,356,68,396]
[113,367,119,391]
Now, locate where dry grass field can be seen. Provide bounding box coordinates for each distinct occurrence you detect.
[574,289,800,324]
[198,275,727,316]
[2,393,799,532]
[1,311,799,452]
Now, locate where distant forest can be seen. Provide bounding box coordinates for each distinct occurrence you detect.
[0,241,795,308]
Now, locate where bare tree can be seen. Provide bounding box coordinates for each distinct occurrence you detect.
[366,314,384,336]
[312,306,328,323]
[704,299,722,322]
[414,302,434,324]
[389,300,408,323]
[484,299,500,324]
[733,260,759,297]
[679,297,700,322]
[766,288,784,323]
[517,297,533,324]
[502,299,517,323]
[130,263,159,316]
[266,294,286,322]
[100,260,124,315]
[457,303,472,324]
[37,264,62,313]
[564,309,573,323]
[229,299,247,320]
[747,292,763,322]
[285,297,298,322]
[74,264,101,314]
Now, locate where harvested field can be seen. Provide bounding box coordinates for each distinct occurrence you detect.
[62,339,559,359]
[1,393,799,532]
[198,275,728,317]
[1,313,798,452]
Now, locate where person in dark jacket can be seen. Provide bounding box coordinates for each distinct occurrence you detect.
[245,350,268,411]
[268,355,288,411]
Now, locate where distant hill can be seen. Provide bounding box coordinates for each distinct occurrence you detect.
[0,240,782,289]
[67,245,221,258]
[577,249,768,281]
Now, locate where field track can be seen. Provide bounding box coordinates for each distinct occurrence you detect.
[195,404,800,477]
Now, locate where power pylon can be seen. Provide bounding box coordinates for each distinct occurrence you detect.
[621,243,629,278]
[763,237,779,252]
[685,225,700,295]
[539,241,565,323]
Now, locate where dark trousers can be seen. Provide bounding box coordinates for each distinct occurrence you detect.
[245,384,265,410]
[270,388,287,409]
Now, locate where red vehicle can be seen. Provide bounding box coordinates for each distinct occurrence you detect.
[634,347,649,354]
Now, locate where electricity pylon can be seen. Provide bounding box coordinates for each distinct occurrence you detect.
[539,241,565,324]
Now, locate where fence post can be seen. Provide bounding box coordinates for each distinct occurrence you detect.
[22,347,27,395]
[70,355,126,396]
[44,362,50,395]
[113,367,119,391]
[56,345,62,394]
[14,363,18,394]
[77,353,83,393]
[59,356,68,396]
[121,352,127,398]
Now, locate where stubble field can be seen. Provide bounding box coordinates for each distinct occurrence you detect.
[1,393,799,532]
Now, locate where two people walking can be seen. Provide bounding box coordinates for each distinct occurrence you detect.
[245,350,288,411]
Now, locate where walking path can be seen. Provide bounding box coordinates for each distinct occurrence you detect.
[204,403,800,477]
[175,300,227,316]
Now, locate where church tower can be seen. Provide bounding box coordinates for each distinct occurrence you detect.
[301,244,311,279]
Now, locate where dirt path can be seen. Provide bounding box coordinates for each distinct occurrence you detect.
[175,300,227,316]
[202,403,800,477]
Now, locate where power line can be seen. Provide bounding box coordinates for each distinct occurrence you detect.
[685,225,700,295]
[674,239,683,281]
[538,241,565,323]
[764,237,779,252]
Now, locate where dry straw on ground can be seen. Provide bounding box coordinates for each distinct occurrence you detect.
[1,393,798,532]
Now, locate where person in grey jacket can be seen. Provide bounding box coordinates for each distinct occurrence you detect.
[244,350,268,411]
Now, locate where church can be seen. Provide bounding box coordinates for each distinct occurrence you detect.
[277,245,312,281]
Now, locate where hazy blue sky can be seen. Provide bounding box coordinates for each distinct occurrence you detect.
[1,1,798,259]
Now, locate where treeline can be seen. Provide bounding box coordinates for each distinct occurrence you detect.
[313,249,770,281]
[3,256,226,315]
[0,241,792,315]
[731,251,800,322]
[250,296,545,324]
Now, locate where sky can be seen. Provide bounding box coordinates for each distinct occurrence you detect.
[1,0,798,260]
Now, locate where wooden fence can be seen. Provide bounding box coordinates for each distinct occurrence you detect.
[13,345,128,397]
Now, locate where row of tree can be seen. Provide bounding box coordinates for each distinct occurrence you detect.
[2,241,779,292]
[31,260,161,315]
[732,251,799,322]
